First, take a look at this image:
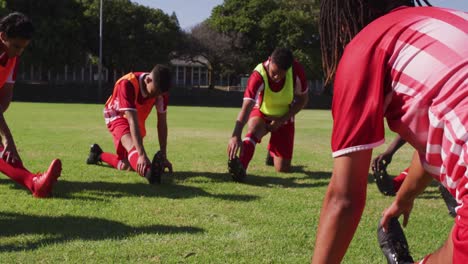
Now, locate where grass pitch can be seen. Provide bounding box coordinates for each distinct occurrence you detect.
[0,102,453,263]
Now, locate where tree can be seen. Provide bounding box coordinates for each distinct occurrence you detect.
[4,0,89,71]
[208,0,322,79]
[80,0,182,73]
[177,21,245,88]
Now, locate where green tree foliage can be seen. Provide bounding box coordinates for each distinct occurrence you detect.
[209,0,322,78]
[0,0,181,73]
[80,0,181,71]
[178,21,245,88]
[4,0,88,69]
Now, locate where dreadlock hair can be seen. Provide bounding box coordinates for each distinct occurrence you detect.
[0,12,34,40]
[319,0,431,85]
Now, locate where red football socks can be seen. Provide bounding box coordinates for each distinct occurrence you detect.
[0,158,35,192]
[128,147,150,176]
[101,152,125,170]
[240,133,259,169]
[393,168,409,192]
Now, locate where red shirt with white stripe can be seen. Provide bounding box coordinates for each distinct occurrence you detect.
[104,72,168,129]
[243,59,308,110]
[331,7,467,215]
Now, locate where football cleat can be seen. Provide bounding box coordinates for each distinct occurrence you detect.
[32,159,62,198]
[228,157,246,182]
[377,217,414,264]
[86,143,103,165]
[438,184,458,217]
[265,152,274,166]
[145,151,164,184]
[373,166,396,196]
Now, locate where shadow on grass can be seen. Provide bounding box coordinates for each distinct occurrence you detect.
[141,167,332,189]
[0,177,259,202]
[0,211,203,252]
[240,166,332,188]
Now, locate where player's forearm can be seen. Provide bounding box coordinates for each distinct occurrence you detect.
[0,112,14,145]
[385,136,406,156]
[232,100,254,137]
[157,119,168,156]
[395,151,432,203]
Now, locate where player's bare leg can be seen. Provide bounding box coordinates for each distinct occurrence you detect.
[272,154,291,172]
[246,116,269,139]
[424,232,453,264]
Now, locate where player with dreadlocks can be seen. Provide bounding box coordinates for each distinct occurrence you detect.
[312,0,467,263]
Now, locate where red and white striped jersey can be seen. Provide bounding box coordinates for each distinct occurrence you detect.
[331,7,467,214]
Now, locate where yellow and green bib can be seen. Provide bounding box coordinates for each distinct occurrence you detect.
[255,63,293,117]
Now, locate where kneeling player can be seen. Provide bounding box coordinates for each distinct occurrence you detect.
[227,48,308,182]
[87,65,173,184]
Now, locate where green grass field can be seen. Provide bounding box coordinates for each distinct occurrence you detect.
[0,102,453,263]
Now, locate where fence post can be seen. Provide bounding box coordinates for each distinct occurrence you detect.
[89,64,93,82]
[64,65,68,81]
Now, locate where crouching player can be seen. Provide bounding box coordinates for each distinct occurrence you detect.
[0,13,61,198]
[87,65,173,184]
[312,0,467,263]
[227,48,308,182]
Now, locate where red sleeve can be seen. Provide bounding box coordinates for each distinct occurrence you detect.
[117,80,136,111]
[293,60,308,94]
[243,71,264,101]
[331,43,387,157]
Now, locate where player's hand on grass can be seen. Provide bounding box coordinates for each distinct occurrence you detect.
[372,152,393,172]
[381,198,414,232]
[1,142,22,164]
[137,154,151,177]
[227,136,242,160]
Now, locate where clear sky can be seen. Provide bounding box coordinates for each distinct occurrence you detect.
[132,0,223,30]
[132,0,467,30]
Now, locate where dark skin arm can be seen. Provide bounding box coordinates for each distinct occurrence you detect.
[157,111,172,173]
[0,83,21,163]
[227,99,255,160]
[125,110,150,176]
[372,135,406,172]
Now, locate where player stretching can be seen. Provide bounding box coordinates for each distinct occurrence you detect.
[312,0,467,263]
[0,13,61,198]
[87,65,173,184]
[227,48,308,182]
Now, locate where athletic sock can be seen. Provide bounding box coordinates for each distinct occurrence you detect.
[240,133,259,170]
[128,147,150,176]
[101,152,126,170]
[393,168,409,192]
[0,158,35,191]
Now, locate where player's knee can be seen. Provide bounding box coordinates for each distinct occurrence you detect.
[274,161,291,173]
